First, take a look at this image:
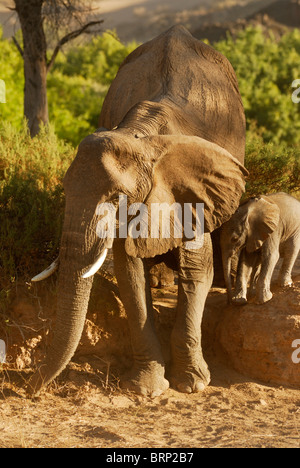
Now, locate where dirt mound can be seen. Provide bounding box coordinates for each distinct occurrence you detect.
[1,0,296,47]
[0,263,299,448]
[248,0,300,28]
[193,0,300,43]
[0,273,133,371]
[1,270,300,386]
[218,280,300,387]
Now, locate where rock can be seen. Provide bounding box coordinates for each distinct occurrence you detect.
[217,281,300,388]
[260,399,267,406]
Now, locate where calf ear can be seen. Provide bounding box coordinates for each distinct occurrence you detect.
[125,135,248,258]
[245,197,280,253]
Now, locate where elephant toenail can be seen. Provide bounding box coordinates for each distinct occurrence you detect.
[177,383,192,394]
[194,382,206,392]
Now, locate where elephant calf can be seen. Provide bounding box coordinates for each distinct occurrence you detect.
[220,192,300,304]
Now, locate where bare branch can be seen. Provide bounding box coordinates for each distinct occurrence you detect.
[46,19,104,72]
[12,35,24,58]
[42,0,98,33]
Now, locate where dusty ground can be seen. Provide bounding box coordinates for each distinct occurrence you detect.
[0,257,299,449]
[1,361,300,448]
[0,0,300,451]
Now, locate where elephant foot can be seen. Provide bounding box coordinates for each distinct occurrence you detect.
[169,363,210,394]
[256,289,273,304]
[280,278,293,288]
[120,362,169,398]
[232,288,248,305]
[232,296,248,306]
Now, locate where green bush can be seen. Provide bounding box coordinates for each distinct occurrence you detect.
[245,133,300,198]
[1,25,299,147]
[0,121,74,282]
[215,27,300,145]
[0,28,138,146]
[48,32,138,145]
[0,28,24,128]
[0,23,299,292]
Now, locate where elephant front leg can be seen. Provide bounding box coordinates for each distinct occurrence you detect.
[170,234,213,393]
[113,239,169,398]
[279,237,300,287]
[256,242,280,304]
[233,249,259,305]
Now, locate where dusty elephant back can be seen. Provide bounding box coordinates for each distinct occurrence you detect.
[99,25,246,163]
[262,192,300,235]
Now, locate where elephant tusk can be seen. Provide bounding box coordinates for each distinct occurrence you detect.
[82,249,108,279]
[31,257,59,282]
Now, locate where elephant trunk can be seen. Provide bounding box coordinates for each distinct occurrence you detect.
[27,204,102,396]
[222,251,233,304]
[27,263,94,396]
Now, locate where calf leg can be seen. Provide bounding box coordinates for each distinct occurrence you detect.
[233,249,259,304]
[279,237,300,287]
[256,240,280,304]
[248,262,261,299]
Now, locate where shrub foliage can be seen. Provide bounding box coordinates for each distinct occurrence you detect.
[0,25,299,286]
[0,122,74,282]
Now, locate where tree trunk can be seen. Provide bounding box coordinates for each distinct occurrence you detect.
[14,0,49,137]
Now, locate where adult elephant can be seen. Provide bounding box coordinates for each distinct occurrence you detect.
[28,26,247,397]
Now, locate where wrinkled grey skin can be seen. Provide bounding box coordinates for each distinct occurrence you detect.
[221,193,300,305]
[27,26,247,397]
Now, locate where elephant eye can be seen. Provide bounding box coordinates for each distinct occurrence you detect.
[231,235,239,244]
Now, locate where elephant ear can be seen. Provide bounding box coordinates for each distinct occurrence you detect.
[245,197,280,253]
[125,135,248,258]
